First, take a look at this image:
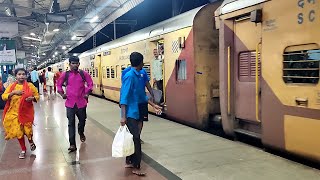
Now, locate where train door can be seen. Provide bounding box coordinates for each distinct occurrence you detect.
[93,54,102,96]
[150,39,165,105]
[233,17,261,123]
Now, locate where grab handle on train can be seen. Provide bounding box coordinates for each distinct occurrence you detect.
[295,97,308,107]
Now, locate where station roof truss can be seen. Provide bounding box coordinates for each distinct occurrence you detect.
[0,0,143,67]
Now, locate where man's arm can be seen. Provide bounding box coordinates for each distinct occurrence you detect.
[119,75,133,126]
[57,72,66,95]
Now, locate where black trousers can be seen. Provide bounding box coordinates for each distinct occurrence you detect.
[125,118,141,169]
[66,104,87,146]
[32,80,40,93]
[156,80,164,103]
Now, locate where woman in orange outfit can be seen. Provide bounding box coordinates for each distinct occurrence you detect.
[2,68,39,159]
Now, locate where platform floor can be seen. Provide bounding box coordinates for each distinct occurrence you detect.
[0,95,320,180]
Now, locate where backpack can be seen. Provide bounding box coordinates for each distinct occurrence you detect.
[64,70,86,86]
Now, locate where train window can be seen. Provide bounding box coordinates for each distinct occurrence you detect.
[238,51,261,82]
[283,49,320,84]
[111,66,115,78]
[89,68,92,76]
[176,59,187,80]
[102,67,106,78]
[106,67,110,78]
[143,63,151,78]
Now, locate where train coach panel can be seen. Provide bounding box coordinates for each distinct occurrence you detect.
[261,0,320,160]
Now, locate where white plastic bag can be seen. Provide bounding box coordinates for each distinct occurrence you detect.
[112,125,135,158]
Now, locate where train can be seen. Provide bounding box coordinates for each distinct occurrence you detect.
[45,0,320,162]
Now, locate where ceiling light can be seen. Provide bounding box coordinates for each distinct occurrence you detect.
[90,16,99,23]
[42,53,46,56]
[52,55,55,57]
[53,29,60,32]
[73,53,78,56]
[23,36,41,41]
[71,35,77,40]
[55,52,58,55]
[30,33,35,36]
[62,46,66,50]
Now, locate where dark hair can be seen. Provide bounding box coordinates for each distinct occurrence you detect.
[33,66,37,70]
[59,68,62,71]
[69,56,79,63]
[14,68,27,76]
[8,69,13,75]
[48,67,52,71]
[130,52,143,67]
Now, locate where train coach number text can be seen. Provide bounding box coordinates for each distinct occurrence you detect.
[297,0,317,24]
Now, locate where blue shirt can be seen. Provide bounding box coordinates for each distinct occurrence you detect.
[120,68,148,120]
[30,70,40,83]
[122,67,149,103]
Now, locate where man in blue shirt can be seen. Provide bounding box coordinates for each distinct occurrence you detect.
[121,66,154,144]
[120,52,160,176]
[30,66,40,94]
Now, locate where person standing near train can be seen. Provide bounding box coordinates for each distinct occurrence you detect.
[57,56,93,152]
[120,52,156,176]
[151,49,164,104]
[121,65,155,144]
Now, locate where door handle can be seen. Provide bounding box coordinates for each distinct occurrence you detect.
[295,97,308,107]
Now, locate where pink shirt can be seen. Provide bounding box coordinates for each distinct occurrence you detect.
[57,70,93,108]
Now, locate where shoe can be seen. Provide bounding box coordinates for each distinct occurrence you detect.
[19,151,26,159]
[68,145,77,152]
[80,134,86,142]
[30,143,36,151]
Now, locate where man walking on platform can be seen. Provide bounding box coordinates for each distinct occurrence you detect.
[57,56,93,152]
[30,66,40,94]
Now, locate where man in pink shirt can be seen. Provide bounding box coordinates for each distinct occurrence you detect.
[57,56,93,152]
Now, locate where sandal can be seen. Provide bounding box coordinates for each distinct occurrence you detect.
[30,143,36,151]
[19,151,26,159]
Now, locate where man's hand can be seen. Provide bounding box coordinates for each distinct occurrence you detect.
[152,104,163,115]
[61,94,67,99]
[120,117,127,126]
[84,94,89,100]
[25,96,35,102]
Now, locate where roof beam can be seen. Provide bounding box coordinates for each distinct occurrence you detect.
[0,2,47,14]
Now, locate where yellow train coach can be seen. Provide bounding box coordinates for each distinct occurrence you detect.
[216,0,320,161]
[78,2,222,129]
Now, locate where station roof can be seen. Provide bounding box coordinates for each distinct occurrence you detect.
[0,0,144,67]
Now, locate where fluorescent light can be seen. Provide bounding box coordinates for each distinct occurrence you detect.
[90,16,99,23]
[52,55,55,57]
[30,33,35,36]
[42,53,46,55]
[55,52,58,55]
[71,35,76,40]
[53,29,60,32]
[23,36,41,41]
[62,46,66,50]
[73,53,77,56]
